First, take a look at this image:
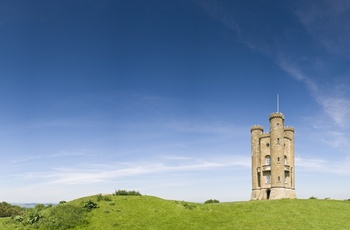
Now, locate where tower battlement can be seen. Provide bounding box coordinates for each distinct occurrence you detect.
[250,125,263,132]
[284,126,295,132]
[250,113,296,200]
[269,112,284,120]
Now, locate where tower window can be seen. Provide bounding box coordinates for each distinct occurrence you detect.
[266,175,271,184]
[266,143,270,147]
[265,156,271,165]
[284,156,287,165]
[278,176,280,182]
[277,138,280,145]
[277,157,280,163]
[284,172,289,183]
[277,123,280,126]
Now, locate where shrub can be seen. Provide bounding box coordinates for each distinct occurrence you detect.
[204,199,220,204]
[13,215,23,222]
[182,202,196,210]
[26,210,42,224]
[82,199,99,211]
[0,202,25,217]
[59,201,67,204]
[114,190,141,196]
[309,196,318,199]
[34,204,46,211]
[97,193,103,202]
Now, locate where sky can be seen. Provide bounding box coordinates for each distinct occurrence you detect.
[1,0,350,203]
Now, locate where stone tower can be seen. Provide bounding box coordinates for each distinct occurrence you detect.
[250,112,296,200]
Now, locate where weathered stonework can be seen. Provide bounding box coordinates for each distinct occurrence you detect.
[250,112,296,200]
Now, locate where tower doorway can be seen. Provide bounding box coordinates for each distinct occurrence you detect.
[266,189,271,200]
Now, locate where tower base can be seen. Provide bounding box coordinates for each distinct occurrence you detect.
[285,188,296,199]
[250,189,260,200]
[251,188,296,200]
[269,188,286,200]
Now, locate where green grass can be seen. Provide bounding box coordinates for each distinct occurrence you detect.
[2,195,350,229]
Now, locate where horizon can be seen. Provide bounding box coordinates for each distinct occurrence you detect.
[1,0,350,203]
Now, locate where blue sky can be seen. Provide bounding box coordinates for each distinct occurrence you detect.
[1,0,350,203]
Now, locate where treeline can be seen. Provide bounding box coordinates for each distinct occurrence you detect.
[0,202,25,217]
[114,190,141,196]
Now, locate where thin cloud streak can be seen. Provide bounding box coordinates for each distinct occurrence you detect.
[23,156,250,185]
[296,156,350,175]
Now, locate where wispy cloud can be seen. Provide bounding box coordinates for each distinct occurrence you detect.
[296,156,350,175]
[276,56,350,128]
[22,155,250,185]
[198,0,350,132]
[276,58,318,92]
[195,0,241,35]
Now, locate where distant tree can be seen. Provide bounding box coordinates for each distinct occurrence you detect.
[114,190,141,196]
[0,202,24,217]
[204,199,220,204]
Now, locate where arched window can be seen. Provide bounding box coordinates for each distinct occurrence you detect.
[265,156,271,165]
[266,175,271,184]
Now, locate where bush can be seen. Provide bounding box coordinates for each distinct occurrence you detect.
[204,199,220,204]
[0,202,25,217]
[82,199,99,211]
[97,193,103,201]
[34,204,46,211]
[114,190,141,196]
[26,210,42,225]
[309,196,318,199]
[182,202,196,210]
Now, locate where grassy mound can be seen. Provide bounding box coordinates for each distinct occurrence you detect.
[1,195,350,229]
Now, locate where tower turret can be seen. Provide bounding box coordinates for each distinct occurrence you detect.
[250,125,263,200]
[284,126,296,198]
[269,113,285,199]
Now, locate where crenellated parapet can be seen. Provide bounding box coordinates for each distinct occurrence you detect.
[260,132,270,138]
[269,112,284,121]
[251,125,263,132]
[284,126,295,132]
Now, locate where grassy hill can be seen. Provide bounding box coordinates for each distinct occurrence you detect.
[1,194,350,229]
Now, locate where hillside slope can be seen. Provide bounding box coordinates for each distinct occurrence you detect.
[2,195,350,229]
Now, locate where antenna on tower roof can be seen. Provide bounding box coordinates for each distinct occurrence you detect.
[277,94,280,113]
